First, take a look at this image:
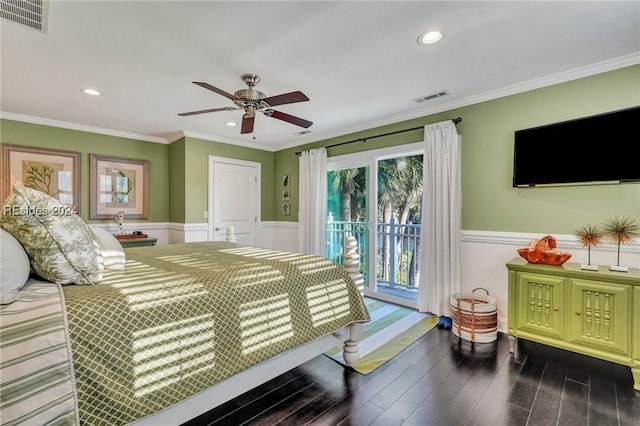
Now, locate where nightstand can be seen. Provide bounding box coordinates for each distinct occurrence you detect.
[117,237,158,248]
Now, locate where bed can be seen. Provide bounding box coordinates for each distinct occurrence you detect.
[0,185,369,425]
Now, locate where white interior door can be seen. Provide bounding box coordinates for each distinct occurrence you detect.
[208,156,260,245]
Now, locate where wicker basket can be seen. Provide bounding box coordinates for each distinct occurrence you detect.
[450,287,498,343]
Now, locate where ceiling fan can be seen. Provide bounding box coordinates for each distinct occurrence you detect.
[178,74,313,134]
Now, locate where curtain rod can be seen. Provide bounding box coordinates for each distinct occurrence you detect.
[295,117,462,156]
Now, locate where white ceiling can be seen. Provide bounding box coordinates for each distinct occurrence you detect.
[1,1,639,151]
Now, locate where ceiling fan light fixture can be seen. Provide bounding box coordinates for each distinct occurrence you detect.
[82,88,102,96]
[418,31,442,45]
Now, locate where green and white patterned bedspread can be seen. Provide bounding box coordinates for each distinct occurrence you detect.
[60,241,369,424]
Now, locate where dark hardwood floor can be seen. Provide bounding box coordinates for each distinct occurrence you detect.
[184,327,640,426]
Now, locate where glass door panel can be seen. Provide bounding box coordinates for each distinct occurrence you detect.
[327,144,423,309]
[375,155,423,305]
[327,166,369,289]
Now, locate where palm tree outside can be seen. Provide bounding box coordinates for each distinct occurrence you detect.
[327,154,424,300]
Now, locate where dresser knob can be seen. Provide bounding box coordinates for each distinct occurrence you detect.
[554,307,559,311]
[576,311,581,316]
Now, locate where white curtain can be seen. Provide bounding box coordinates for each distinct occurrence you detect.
[417,120,461,316]
[298,147,327,256]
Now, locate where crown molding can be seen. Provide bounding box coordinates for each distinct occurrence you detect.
[0,111,169,144]
[179,130,276,152]
[278,53,640,151]
[3,54,638,151]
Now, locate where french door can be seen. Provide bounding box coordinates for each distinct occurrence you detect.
[327,143,423,309]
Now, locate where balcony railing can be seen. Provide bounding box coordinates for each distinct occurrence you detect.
[326,216,368,271]
[327,216,421,298]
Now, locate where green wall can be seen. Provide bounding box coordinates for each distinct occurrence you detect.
[168,137,186,222]
[2,65,638,234]
[0,124,277,224]
[179,136,275,223]
[274,65,640,234]
[0,120,170,223]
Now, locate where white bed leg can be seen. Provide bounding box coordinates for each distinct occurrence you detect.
[343,322,363,365]
[342,235,364,365]
[225,225,236,242]
[343,236,364,296]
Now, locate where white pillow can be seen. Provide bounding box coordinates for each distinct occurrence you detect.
[0,186,104,285]
[0,228,30,304]
[89,226,126,270]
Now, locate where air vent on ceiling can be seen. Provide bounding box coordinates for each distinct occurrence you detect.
[1,0,48,32]
[413,90,449,104]
[295,130,312,135]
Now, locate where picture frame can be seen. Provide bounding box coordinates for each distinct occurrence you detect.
[90,154,149,220]
[1,144,80,213]
[282,189,290,201]
[282,203,290,216]
[282,174,290,187]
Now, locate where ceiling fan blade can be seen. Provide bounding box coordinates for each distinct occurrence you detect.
[263,91,309,107]
[178,107,236,116]
[241,114,255,134]
[193,81,236,100]
[268,110,313,128]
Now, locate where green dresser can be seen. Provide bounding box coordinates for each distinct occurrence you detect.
[506,258,640,390]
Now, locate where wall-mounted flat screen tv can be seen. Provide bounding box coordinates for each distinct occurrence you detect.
[513,106,640,187]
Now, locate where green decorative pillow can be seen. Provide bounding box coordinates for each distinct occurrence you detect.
[1,186,104,285]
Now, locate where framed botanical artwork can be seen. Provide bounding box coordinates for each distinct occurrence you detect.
[1,144,80,212]
[282,174,290,187]
[282,203,290,216]
[90,154,149,220]
[282,189,290,201]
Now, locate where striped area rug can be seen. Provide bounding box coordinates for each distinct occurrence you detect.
[325,297,438,374]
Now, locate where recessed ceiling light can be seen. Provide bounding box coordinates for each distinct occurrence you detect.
[417,31,442,45]
[226,121,237,127]
[82,88,102,96]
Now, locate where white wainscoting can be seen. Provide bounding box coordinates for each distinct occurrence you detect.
[89,222,209,245]
[265,223,639,334]
[102,221,640,334]
[461,230,640,333]
[169,223,209,243]
[164,222,296,249]
[89,222,174,246]
[261,221,300,251]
